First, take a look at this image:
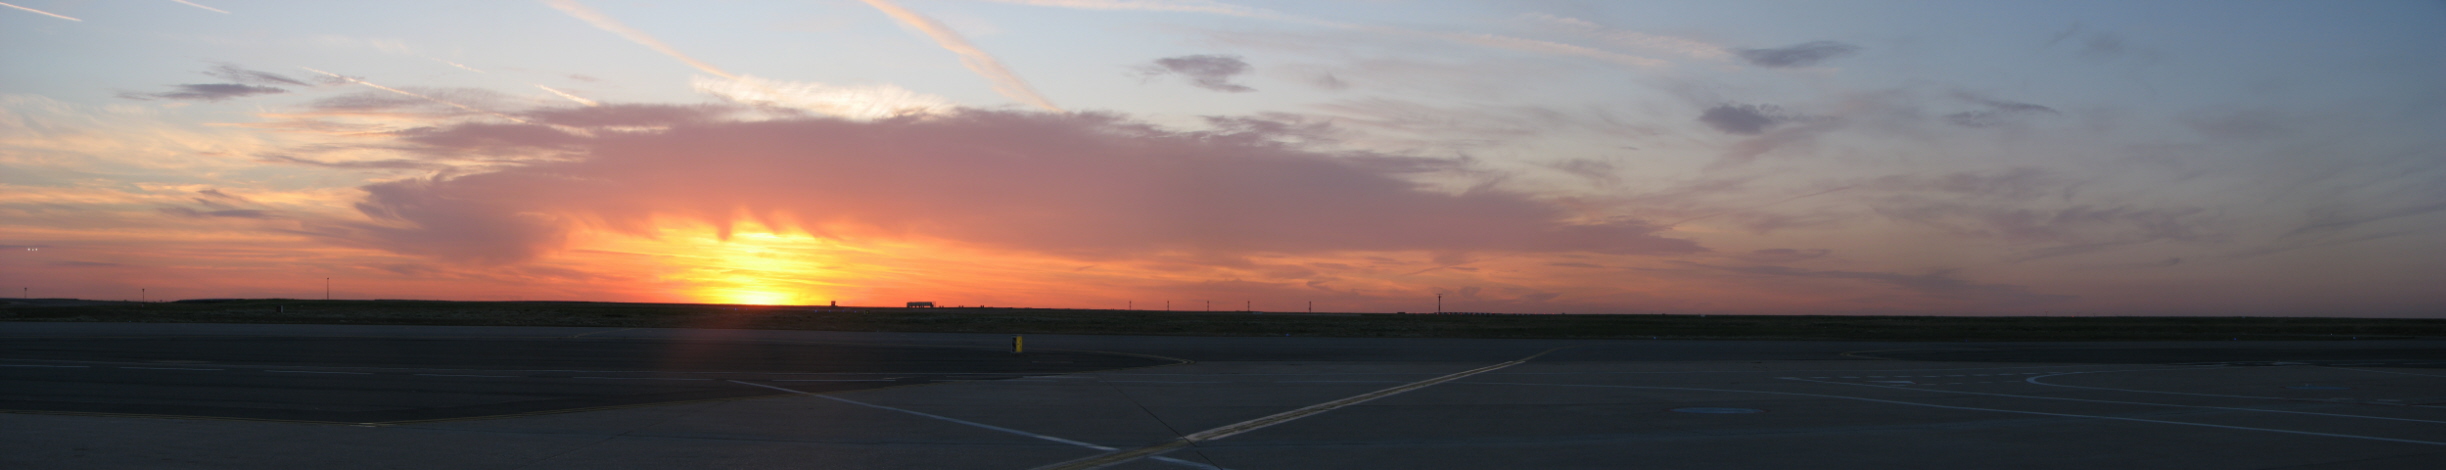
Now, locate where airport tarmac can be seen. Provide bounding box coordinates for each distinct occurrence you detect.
[3,322,2442,469]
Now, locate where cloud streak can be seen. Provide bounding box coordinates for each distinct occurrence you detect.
[856,0,1062,112]
[540,0,737,79]
[121,84,286,102]
[987,0,1669,68]
[1140,54,1255,92]
[1736,41,1860,67]
[168,0,229,14]
[1697,103,1784,134]
[536,85,599,107]
[1,2,80,21]
[206,64,312,87]
[690,75,952,119]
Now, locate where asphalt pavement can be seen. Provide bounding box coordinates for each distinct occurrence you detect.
[4,322,2441,469]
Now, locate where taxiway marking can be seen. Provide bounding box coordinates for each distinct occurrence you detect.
[728,380,1225,470]
[1032,347,1569,470]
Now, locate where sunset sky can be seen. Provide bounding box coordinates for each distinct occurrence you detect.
[3,1,2442,316]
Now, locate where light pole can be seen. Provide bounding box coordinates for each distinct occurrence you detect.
[325,277,331,300]
[1436,293,1442,314]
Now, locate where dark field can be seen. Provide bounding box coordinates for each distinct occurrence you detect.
[4,298,2439,341]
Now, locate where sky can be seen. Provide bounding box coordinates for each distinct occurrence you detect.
[2,0,2443,316]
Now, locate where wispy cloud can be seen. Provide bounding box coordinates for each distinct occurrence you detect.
[121,84,286,102]
[1697,103,1785,135]
[167,0,229,14]
[1520,13,1731,61]
[541,0,922,120]
[979,0,1305,23]
[1,2,80,21]
[988,0,1669,68]
[1139,54,1255,92]
[300,68,560,131]
[1945,95,2059,128]
[855,0,1062,112]
[1735,41,1861,68]
[540,0,737,79]
[205,64,312,87]
[691,75,951,119]
[536,85,599,107]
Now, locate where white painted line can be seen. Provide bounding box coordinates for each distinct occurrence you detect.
[1465,382,2446,447]
[0,364,88,368]
[414,374,520,378]
[1787,377,2446,425]
[728,381,1225,470]
[120,367,224,371]
[268,370,369,374]
[1274,380,1409,384]
[572,376,710,381]
[1033,348,1567,470]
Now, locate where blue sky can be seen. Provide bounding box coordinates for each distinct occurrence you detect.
[3,1,2442,315]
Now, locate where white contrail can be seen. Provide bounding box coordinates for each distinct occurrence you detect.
[856,0,1062,112]
[429,57,485,74]
[539,0,737,79]
[305,67,604,136]
[300,67,535,124]
[1,2,82,21]
[537,85,600,107]
[167,0,230,14]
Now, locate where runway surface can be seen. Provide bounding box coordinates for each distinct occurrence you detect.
[4,322,2442,469]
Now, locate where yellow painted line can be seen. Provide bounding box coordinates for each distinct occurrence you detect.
[1031,347,1568,470]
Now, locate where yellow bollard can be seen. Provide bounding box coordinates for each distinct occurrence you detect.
[1012,335,1023,355]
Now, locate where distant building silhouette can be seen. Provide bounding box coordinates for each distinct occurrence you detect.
[906,301,935,308]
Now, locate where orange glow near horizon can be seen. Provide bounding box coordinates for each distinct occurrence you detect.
[573,220,863,306]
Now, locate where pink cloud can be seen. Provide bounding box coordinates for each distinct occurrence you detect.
[313,109,1704,264]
